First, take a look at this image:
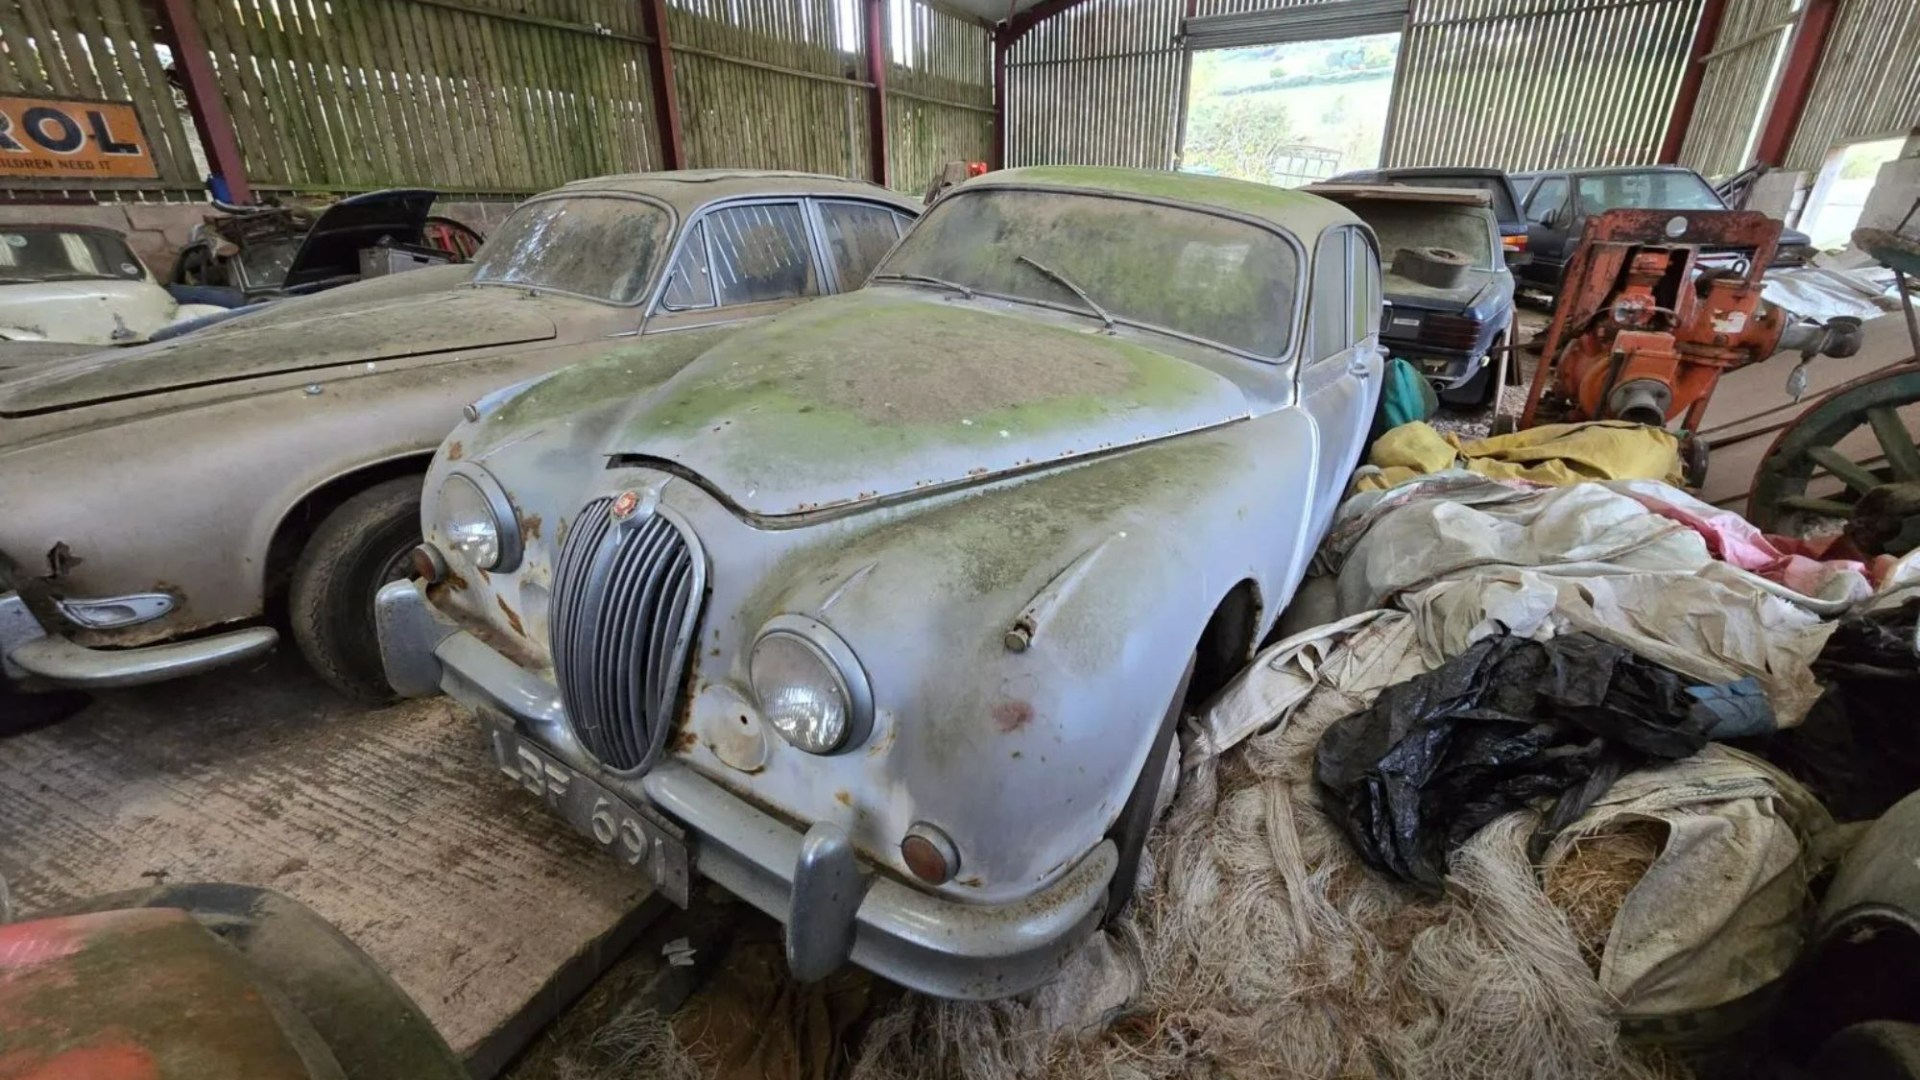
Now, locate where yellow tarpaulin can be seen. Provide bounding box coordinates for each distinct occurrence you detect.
[1355,420,1683,492]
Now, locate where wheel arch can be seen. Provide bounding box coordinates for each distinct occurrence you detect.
[1191,577,1262,707]
[260,452,435,616]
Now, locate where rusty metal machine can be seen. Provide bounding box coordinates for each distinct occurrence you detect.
[1518,208,1861,478]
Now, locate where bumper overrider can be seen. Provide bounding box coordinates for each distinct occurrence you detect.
[0,552,276,689]
[375,578,1115,1000]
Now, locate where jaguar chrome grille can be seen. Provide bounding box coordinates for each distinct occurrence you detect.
[550,496,704,772]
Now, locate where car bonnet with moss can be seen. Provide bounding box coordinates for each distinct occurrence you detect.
[377,166,1385,998]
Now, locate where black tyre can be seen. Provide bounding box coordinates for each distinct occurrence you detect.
[1811,1022,1920,1080]
[289,477,423,703]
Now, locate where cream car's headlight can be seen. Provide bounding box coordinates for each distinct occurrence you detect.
[750,615,873,754]
[437,465,521,573]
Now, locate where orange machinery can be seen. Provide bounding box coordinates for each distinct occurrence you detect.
[1518,208,1861,478]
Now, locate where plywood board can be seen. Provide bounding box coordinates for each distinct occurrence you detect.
[0,656,654,1068]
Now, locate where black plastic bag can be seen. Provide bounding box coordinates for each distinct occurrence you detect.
[1745,597,1920,822]
[1314,631,1773,893]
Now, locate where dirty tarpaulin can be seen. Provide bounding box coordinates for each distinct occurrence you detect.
[1352,419,1682,493]
[1314,631,1774,893]
[1540,744,1834,1032]
[1326,475,1841,726]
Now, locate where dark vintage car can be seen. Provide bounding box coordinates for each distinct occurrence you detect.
[1329,165,1528,264]
[1308,183,1514,406]
[1512,166,1816,294]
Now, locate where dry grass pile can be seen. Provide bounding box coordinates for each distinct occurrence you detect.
[850,665,1674,1080]
[1543,821,1668,975]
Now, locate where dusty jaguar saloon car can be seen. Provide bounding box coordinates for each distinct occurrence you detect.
[0,172,916,701]
[377,166,1384,997]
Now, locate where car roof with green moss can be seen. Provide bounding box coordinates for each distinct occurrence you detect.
[547,169,919,214]
[962,166,1360,240]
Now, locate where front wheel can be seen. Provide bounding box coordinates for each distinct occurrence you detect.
[289,477,423,702]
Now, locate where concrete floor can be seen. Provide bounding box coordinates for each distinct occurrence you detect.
[0,652,659,1078]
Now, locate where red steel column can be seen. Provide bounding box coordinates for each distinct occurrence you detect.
[865,0,889,187]
[152,0,251,202]
[1657,0,1730,164]
[991,26,1009,170]
[1754,0,1840,167]
[640,0,686,170]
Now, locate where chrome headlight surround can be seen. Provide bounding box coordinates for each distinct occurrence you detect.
[436,462,523,574]
[749,614,874,755]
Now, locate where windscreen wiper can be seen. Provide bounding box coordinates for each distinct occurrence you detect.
[870,271,973,300]
[1016,255,1114,333]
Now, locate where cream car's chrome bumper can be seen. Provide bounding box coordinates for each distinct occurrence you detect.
[1,588,276,688]
[374,578,1114,1000]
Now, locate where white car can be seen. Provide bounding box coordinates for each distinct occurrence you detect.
[0,224,225,347]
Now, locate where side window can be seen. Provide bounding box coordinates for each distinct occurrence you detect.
[706,202,820,306]
[659,220,715,310]
[1309,230,1349,362]
[817,200,904,289]
[1348,229,1380,341]
[1527,177,1569,225]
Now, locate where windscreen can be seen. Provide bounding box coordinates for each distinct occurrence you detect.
[1352,204,1495,270]
[878,188,1299,356]
[0,228,144,284]
[473,196,672,303]
[1578,172,1724,213]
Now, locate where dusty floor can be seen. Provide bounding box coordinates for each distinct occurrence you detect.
[0,653,658,1078]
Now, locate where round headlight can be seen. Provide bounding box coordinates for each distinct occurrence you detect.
[750,616,872,755]
[439,472,506,570]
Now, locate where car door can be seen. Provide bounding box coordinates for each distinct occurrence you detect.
[1298,226,1380,538]
[1521,175,1572,289]
[811,199,915,292]
[645,199,827,333]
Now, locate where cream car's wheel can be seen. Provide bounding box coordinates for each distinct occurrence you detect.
[289,477,422,702]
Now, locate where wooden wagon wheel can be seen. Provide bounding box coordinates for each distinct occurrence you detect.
[1748,362,1920,555]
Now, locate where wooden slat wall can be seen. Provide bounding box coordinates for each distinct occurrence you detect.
[1008,0,1709,174]
[192,0,660,195]
[1784,0,1920,170]
[668,0,870,180]
[887,0,992,192]
[1005,0,1187,169]
[1676,0,1796,178]
[1386,0,1706,171]
[0,0,204,196]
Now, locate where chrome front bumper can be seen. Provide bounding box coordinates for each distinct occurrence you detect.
[0,589,277,688]
[375,579,1114,1000]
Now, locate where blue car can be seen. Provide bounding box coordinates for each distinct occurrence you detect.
[1308,183,1515,407]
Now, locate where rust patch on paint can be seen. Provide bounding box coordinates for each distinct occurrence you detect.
[446,440,464,461]
[835,790,852,807]
[519,512,543,543]
[495,595,525,636]
[992,699,1033,734]
[672,729,697,753]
